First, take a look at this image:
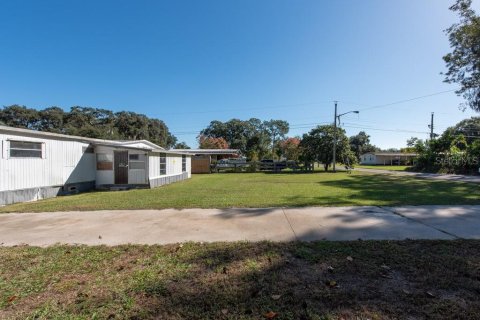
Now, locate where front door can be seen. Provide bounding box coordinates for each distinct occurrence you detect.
[114,151,129,184]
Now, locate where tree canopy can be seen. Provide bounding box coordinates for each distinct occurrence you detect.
[349,131,379,161]
[198,135,229,149]
[300,125,355,171]
[173,141,191,149]
[443,0,480,111]
[410,116,480,173]
[199,118,289,160]
[0,105,177,148]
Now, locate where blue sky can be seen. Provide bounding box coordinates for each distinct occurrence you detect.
[1,0,479,149]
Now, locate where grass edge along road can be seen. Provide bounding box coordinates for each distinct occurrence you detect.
[1,240,479,319]
[1,171,479,213]
[355,165,413,171]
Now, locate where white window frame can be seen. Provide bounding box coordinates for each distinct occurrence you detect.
[129,153,146,170]
[96,153,113,170]
[160,153,167,175]
[8,140,44,159]
[182,155,186,172]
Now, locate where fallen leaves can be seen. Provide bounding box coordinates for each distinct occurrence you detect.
[7,295,18,303]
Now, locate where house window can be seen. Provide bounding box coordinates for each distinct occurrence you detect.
[9,141,43,158]
[97,153,113,170]
[160,153,166,175]
[129,154,145,170]
[182,155,186,172]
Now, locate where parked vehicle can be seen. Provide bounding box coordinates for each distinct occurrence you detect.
[259,159,287,171]
[216,157,248,168]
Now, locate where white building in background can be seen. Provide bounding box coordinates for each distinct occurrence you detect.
[0,125,191,206]
[360,152,417,165]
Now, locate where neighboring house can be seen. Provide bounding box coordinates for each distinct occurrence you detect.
[0,125,191,205]
[172,149,240,173]
[360,152,417,165]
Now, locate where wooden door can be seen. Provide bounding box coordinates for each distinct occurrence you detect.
[114,151,129,184]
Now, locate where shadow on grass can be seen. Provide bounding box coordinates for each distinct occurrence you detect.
[2,240,480,319]
[279,173,480,207]
[84,242,480,318]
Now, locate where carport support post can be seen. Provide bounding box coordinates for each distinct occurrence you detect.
[333,101,337,173]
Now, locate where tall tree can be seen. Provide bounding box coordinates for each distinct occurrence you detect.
[264,119,289,159]
[174,141,190,149]
[200,118,285,159]
[0,105,39,129]
[198,135,229,149]
[443,0,480,111]
[300,125,353,171]
[37,107,65,133]
[279,137,301,161]
[349,131,378,160]
[0,105,178,148]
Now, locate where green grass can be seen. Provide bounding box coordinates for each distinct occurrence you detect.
[1,241,480,319]
[1,172,480,213]
[356,165,413,171]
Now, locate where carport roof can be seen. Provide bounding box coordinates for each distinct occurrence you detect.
[172,149,240,155]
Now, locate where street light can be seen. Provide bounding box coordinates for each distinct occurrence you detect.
[332,102,359,173]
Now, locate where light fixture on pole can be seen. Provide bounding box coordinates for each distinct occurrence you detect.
[332,105,359,173]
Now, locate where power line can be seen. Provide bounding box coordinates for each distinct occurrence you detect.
[159,89,458,118]
[342,89,457,112]
[341,124,431,135]
[153,101,334,116]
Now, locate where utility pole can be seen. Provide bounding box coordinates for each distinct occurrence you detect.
[333,101,338,173]
[430,112,434,140]
[428,112,434,140]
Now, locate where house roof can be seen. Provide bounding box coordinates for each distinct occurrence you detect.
[362,152,418,157]
[171,149,241,155]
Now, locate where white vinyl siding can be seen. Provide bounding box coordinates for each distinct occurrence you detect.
[0,134,96,192]
[148,152,191,179]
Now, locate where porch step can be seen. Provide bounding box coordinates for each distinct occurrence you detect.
[109,186,130,191]
[96,184,150,191]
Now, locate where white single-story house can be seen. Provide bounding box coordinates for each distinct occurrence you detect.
[0,125,191,206]
[360,152,417,165]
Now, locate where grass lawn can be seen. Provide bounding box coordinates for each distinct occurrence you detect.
[355,165,413,171]
[1,240,479,319]
[1,171,479,213]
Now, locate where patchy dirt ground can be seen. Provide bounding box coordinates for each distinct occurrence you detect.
[1,240,480,319]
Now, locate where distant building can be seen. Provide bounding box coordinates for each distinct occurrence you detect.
[172,149,240,173]
[360,152,417,165]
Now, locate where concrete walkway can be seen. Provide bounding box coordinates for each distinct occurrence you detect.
[355,167,480,183]
[1,205,479,246]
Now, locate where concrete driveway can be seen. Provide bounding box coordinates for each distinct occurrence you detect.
[1,205,479,246]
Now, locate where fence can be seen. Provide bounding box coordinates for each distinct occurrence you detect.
[212,160,311,173]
